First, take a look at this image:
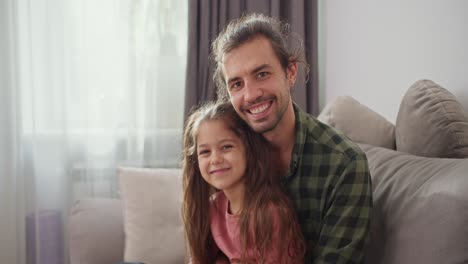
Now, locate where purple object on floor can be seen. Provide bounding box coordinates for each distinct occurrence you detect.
[26,209,64,264]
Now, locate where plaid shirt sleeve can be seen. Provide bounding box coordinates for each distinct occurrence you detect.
[284,105,373,264]
[313,150,372,263]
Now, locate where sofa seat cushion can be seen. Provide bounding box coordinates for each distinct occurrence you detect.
[359,144,468,264]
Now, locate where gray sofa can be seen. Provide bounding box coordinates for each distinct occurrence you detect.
[68,80,468,264]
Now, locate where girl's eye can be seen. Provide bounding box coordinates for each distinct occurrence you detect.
[198,149,210,156]
[222,145,233,150]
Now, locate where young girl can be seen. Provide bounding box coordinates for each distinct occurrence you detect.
[182,101,305,264]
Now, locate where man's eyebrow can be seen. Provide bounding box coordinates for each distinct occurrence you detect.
[227,76,241,85]
[251,64,270,75]
[226,64,271,84]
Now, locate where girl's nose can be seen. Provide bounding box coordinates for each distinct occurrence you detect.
[210,151,223,164]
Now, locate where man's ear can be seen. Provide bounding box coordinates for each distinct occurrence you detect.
[286,61,298,87]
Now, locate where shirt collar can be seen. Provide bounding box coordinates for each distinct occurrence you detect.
[283,103,309,180]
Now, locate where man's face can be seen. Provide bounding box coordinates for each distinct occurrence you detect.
[221,36,296,134]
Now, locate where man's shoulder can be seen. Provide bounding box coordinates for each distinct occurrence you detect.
[296,108,366,162]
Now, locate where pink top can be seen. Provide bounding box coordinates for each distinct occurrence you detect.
[209,192,300,263]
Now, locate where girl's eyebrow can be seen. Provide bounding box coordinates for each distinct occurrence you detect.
[197,138,237,148]
[219,138,237,143]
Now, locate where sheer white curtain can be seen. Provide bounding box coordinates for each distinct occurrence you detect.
[0,0,187,263]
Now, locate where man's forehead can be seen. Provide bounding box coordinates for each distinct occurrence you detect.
[221,38,276,78]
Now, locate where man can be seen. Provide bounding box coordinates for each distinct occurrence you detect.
[211,13,372,263]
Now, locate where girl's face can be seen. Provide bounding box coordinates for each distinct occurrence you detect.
[196,119,247,194]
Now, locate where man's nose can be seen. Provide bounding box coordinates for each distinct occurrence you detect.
[244,80,263,103]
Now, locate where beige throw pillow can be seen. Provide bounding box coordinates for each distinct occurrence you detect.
[118,167,185,264]
[318,96,396,149]
[396,79,468,158]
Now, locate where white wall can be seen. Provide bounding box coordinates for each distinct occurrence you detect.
[322,0,468,122]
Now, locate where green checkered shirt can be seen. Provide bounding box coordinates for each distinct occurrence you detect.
[282,104,373,263]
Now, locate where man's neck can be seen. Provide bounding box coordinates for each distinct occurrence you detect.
[263,102,296,173]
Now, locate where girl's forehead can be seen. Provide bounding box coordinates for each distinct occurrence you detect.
[198,118,230,133]
[200,117,225,126]
[196,118,241,142]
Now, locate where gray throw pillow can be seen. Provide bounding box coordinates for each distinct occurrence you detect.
[395,79,468,158]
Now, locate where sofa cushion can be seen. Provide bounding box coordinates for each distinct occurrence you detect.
[318,96,395,149]
[359,144,468,264]
[119,167,185,264]
[68,198,124,264]
[395,79,468,158]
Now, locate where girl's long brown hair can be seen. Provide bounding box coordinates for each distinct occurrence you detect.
[182,101,305,264]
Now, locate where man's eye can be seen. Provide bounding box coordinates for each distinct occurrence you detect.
[257,72,268,79]
[230,81,242,90]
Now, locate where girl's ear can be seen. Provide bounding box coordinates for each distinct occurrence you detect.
[286,62,298,87]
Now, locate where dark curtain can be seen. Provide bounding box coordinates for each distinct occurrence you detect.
[184,0,318,117]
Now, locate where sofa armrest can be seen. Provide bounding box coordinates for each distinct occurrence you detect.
[68,198,124,264]
[360,144,468,264]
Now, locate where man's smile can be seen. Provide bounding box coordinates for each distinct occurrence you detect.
[243,99,273,120]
